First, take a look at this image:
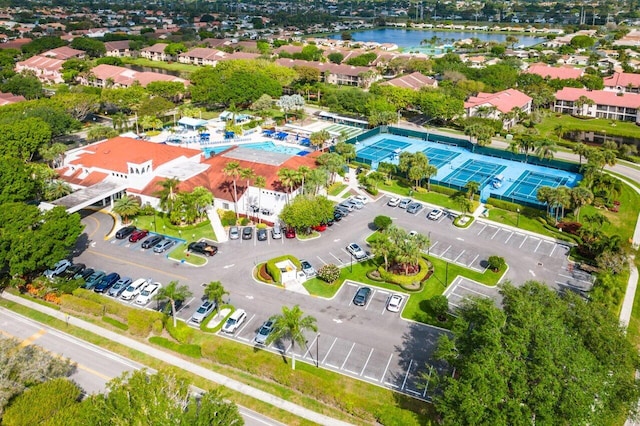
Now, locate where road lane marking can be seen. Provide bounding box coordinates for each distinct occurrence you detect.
[360,348,374,376]
[519,236,528,248]
[401,359,414,390]
[381,353,393,383]
[18,328,47,347]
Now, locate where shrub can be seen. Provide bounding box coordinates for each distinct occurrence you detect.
[373,215,392,230]
[102,315,128,330]
[486,197,527,213]
[265,255,301,283]
[152,319,164,335]
[165,317,195,344]
[256,223,267,229]
[219,210,237,226]
[239,217,250,226]
[318,264,340,283]
[429,295,450,320]
[487,255,506,272]
[375,406,421,426]
[50,277,83,294]
[257,263,274,283]
[72,288,128,320]
[127,309,163,337]
[148,336,202,358]
[378,257,431,287]
[60,294,103,316]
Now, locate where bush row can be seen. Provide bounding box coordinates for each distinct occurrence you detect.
[102,315,128,330]
[60,294,103,316]
[165,317,195,344]
[73,288,129,320]
[149,336,202,358]
[377,257,431,287]
[127,309,164,337]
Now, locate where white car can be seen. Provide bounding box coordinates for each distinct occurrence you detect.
[387,197,401,207]
[222,309,247,334]
[352,195,369,204]
[387,294,403,313]
[44,259,71,279]
[121,278,151,301]
[347,243,367,260]
[135,282,161,305]
[427,209,445,221]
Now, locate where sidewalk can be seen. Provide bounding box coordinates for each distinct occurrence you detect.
[206,206,228,243]
[0,292,353,426]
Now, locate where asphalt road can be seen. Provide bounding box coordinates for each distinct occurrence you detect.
[70,196,579,399]
[0,307,283,426]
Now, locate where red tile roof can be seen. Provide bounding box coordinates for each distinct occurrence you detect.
[525,63,584,80]
[43,46,84,59]
[380,72,437,90]
[0,91,26,106]
[68,137,202,174]
[603,72,640,89]
[464,89,532,114]
[90,64,188,87]
[555,87,640,108]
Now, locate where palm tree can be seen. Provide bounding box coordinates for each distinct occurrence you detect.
[371,234,394,271]
[305,168,327,195]
[222,161,241,219]
[154,177,181,214]
[465,181,480,200]
[254,175,266,223]
[204,281,229,314]
[553,124,566,142]
[44,180,72,201]
[155,280,193,328]
[554,186,571,223]
[265,305,318,370]
[573,142,589,165]
[534,139,558,161]
[536,186,555,217]
[277,168,300,202]
[453,194,472,216]
[190,186,213,221]
[112,194,141,223]
[240,167,255,214]
[569,187,594,221]
[602,148,618,170]
[423,165,438,192]
[297,166,311,195]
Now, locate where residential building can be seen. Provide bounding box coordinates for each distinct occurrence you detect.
[81,64,188,88]
[140,43,169,61]
[105,40,132,57]
[553,87,640,122]
[0,92,26,106]
[178,47,226,66]
[524,63,584,80]
[42,46,85,60]
[464,89,533,129]
[275,58,380,88]
[603,72,640,94]
[380,72,437,90]
[15,55,66,83]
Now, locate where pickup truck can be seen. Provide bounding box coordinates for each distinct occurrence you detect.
[188,241,218,257]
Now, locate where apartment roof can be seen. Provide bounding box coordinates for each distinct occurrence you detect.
[380,72,437,90]
[90,64,188,87]
[178,47,225,60]
[0,91,26,106]
[141,43,168,53]
[16,55,65,72]
[42,46,84,59]
[275,58,372,77]
[464,88,532,114]
[104,40,131,51]
[555,87,640,109]
[525,63,584,80]
[603,72,640,89]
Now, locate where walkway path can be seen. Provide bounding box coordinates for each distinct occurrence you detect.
[206,205,228,243]
[0,292,353,426]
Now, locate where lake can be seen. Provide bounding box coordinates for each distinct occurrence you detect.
[328,28,543,52]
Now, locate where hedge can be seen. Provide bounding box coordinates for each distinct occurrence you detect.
[60,294,103,316]
[265,255,302,284]
[102,315,128,330]
[148,336,202,358]
[486,197,537,215]
[378,257,432,287]
[165,318,195,344]
[200,305,233,333]
[127,309,163,337]
[72,288,129,320]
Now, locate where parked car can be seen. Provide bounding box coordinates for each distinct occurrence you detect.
[121,278,151,301]
[141,235,163,249]
[333,211,344,222]
[348,199,364,209]
[271,224,282,239]
[285,228,296,239]
[398,198,412,209]
[61,263,84,280]
[335,206,350,216]
[300,260,316,277]
[74,267,94,281]
[257,228,268,241]
[229,226,240,240]
[115,225,136,239]
[93,272,120,293]
[191,300,216,324]
[188,241,218,257]
[128,229,149,242]
[44,259,71,279]
[387,294,403,313]
[427,208,444,221]
[387,197,401,207]
[135,282,161,305]
[242,227,253,240]
[254,319,274,345]
[222,309,247,334]
[347,243,367,260]
[108,277,133,297]
[153,239,175,253]
[312,223,327,232]
[324,217,334,226]
[353,195,369,204]
[338,202,355,212]
[84,271,106,289]
[406,202,423,214]
[353,287,372,306]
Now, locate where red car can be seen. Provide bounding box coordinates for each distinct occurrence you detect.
[312,223,327,232]
[128,229,149,242]
[285,228,296,239]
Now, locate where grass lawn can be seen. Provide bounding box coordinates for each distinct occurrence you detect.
[133,214,217,242]
[535,113,640,140]
[378,179,472,211]
[119,57,200,76]
[167,243,207,266]
[328,183,347,197]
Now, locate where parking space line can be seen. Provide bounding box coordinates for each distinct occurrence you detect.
[316,256,327,265]
[519,236,528,248]
[401,359,414,390]
[476,224,487,235]
[321,337,338,364]
[454,250,465,262]
[457,285,488,297]
[440,245,451,257]
[429,241,439,251]
[467,254,479,267]
[330,252,343,264]
[340,344,355,370]
[302,335,318,360]
[550,244,558,257]
[360,348,374,376]
[381,353,393,383]
[490,228,500,240]
[534,239,542,252]
[180,297,195,313]
[504,232,513,243]
[364,291,375,310]
[423,366,433,398]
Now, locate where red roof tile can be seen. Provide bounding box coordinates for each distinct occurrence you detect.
[525,63,584,80]
[555,87,640,108]
[603,72,640,89]
[380,72,437,90]
[464,89,532,114]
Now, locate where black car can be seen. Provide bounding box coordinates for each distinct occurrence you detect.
[62,263,85,280]
[353,287,372,306]
[141,235,163,249]
[94,272,121,293]
[242,227,253,240]
[115,225,136,239]
[257,228,268,241]
[324,217,334,226]
[188,241,218,257]
[333,211,343,222]
[73,267,94,281]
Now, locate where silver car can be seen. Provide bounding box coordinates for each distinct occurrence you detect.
[254,319,274,345]
[229,226,240,240]
[347,243,367,260]
[108,277,132,297]
[153,239,175,253]
[300,260,316,277]
[191,300,216,324]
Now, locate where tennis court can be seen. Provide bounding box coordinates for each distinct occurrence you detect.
[356,138,410,163]
[441,159,506,188]
[324,124,363,139]
[423,147,461,169]
[503,170,571,202]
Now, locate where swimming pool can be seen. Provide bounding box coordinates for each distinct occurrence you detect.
[203,141,309,157]
[354,133,581,207]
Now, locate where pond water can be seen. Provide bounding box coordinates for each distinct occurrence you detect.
[328,28,543,52]
[564,131,640,149]
[123,64,182,77]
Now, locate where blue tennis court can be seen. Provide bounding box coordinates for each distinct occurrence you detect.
[503,170,571,202]
[356,138,410,163]
[423,147,460,169]
[442,159,506,187]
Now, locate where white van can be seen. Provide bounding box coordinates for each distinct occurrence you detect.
[121,278,151,301]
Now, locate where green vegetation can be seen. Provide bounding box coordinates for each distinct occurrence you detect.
[133,214,216,241]
[149,336,202,358]
[120,57,200,75]
[168,243,208,266]
[379,178,477,211]
[535,114,640,140]
[328,182,347,196]
[265,255,301,284]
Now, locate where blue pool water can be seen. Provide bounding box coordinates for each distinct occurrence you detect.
[203,141,308,157]
[355,133,581,207]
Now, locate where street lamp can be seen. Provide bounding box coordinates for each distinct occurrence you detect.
[316,333,320,368]
[428,231,432,256]
[350,252,354,273]
[516,208,520,228]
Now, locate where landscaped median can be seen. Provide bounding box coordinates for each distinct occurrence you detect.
[168,243,207,266]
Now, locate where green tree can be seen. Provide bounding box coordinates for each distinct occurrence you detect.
[265,305,318,370]
[279,195,334,233]
[250,94,274,116]
[573,142,589,165]
[316,152,345,185]
[327,52,344,64]
[44,180,72,201]
[432,281,640,425]
[154,281,193,328]
[154,177,181,214]
[569,186,594,221]
[428,295,449,321]
[0,117,52,162]
[1,73,43,99]
[87,125,118,142]
[254,175,266,223]
[112,195,141,223]
[277,167,300,202]
[309,130,330,150]
[146,81,186,102]
[204,281,229,314]
[70,37,106,57]
[138,96,174,118]
[0,156,40,203]
[453,194,472,215]
[334,141,356,163]
[465,181,480,200]
[487,255,506,272]
[534,139,558,160]
[373,215,392,231]
[370,233,394,270]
